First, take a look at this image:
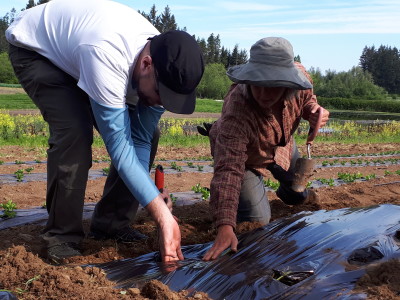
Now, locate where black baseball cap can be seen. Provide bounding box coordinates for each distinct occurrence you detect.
[149,30,204,114]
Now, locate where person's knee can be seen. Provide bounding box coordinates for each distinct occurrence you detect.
[236,170,271,224]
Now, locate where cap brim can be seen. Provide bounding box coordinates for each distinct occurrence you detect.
[158,81,196,114]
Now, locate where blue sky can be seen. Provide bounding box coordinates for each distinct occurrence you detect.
[2,0,399,73]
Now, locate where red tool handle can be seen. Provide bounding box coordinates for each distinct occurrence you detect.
[306,106,324,145]
[155,164,164,192]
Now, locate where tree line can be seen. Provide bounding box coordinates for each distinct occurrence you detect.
[0,1,399,102]
[139,4,248,68]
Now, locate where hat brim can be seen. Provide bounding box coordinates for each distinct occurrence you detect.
[227,62,312,90]
[158,81,196,114]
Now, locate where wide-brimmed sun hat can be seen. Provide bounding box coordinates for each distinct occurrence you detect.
[226,37,312,90]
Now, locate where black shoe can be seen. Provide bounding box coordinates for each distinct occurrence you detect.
[88,226,148,243]
[276,185,307,206]
[47,242,82,264]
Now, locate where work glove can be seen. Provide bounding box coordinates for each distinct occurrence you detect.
[197,122,214,137]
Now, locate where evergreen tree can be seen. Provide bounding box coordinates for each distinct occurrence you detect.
[26,0,36,9]
[212,34,221,63]
[0,9,16,53]
[294,55,301,62]
[229,44,240,66]
[139,5,161,30]
[158,6,177,33]
[205,33,218,64]
[219,46,229,68]
[359,45,400,94]
[196,37,207,60]
[238,49,248,65]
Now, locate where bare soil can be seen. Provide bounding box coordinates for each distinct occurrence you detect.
[0,134,400,298]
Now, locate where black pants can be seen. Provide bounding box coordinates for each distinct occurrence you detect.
[8,44,158,247]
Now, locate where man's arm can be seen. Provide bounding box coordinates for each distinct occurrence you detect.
[90,99,183,261]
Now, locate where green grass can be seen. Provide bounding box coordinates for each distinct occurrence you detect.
[0,94,37,109]
[0,93,223,112]
[329,109,400,121]
[195,99,223,113]
[0,83,22,88]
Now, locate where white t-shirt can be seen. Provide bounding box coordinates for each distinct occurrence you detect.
[6,0,159,107]
[6,0,164,206]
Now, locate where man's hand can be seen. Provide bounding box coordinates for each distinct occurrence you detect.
[146,196,184,262]
[203,224,238,261]
[309,106,329,129]
[160,188,173,212]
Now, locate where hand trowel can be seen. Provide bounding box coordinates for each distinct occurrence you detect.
[292,107,324,193]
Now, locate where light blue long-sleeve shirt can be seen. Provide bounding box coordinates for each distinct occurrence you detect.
[90,98,164,207]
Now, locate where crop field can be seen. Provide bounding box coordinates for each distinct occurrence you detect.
[0,103,400,298]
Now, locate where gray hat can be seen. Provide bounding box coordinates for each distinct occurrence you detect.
[226,37,312,90]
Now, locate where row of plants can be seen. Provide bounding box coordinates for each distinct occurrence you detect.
[313,150,400,159]
[320,157,400,167]
[1,110,400,147]
[2,170,399,220]
[263,170,400,190]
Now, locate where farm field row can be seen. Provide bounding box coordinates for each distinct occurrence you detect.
[1,142,400,299]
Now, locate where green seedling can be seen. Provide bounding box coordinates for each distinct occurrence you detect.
[25,167,34,173]
[14,169,24,182]
[170,194,177,204]
[321,160,329,167]
[197,165,204,171]
[187,162,194,168]
[191,183,210,200]
[364,174,376,180]
[13,275,41,295]
[0,160,4,165]
[317,178,335,186]
[102,167,110,175]
[1,199,17,219]
[170,162,183,171]
[337,171,376,183]
[263,178,280,190]
[15,160,24,165]
[34,159,41,163]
